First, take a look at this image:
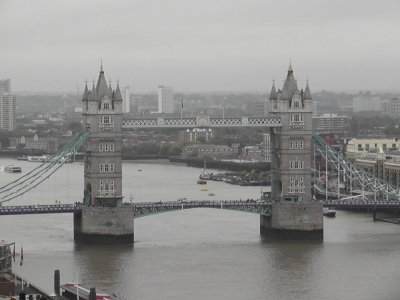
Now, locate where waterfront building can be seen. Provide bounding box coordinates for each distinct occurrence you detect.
[177,128,213,143]
[312,113,349,135]
[9,135,58,153]
[158,85,174,113]
[345,138,400,159]
[182,144,236,160]
[355,149,400,187]
[242,145,263,161]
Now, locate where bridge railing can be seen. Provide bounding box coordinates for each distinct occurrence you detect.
[313,134,400,201]
[0,132,90,204]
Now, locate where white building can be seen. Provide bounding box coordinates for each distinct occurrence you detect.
[124,86,131,113]
[158,85,174,114]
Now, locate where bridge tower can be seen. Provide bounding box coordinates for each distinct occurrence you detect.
[260,64,323,239]
[74,65,134,243]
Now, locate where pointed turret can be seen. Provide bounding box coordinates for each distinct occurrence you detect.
[114,82,123,102]
[280,64,298,100]
[96,65,111,98]
[269,81,278,100]
[82,81,89,101]
[303,81,312,100]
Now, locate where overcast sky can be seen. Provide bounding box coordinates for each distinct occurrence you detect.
[1,0,400,93]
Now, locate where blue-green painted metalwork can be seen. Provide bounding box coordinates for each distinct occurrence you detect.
[0,132,90,203]
[132,200,271,218]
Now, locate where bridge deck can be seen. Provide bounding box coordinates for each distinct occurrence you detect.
[1,200,400,216]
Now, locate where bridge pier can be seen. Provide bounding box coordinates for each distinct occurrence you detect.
[74,206,134,243]
[260,202,323,240]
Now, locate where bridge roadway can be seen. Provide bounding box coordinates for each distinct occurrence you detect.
[0,201,271,216]
[1,199,400,216]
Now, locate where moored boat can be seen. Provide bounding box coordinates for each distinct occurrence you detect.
[4,165,22,173]
[323,207,336,217]
[28,155,48,162]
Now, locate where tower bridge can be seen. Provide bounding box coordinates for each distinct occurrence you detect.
[2,64,399,243]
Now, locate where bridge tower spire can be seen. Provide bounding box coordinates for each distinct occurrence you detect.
[261,65,323,240]
[75,65,134,243]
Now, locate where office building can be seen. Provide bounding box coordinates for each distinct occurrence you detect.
[0,78,16,131]
[124,86,131,113]
[0,79,11,94]
[158,86,174,113]
[312,113,349,135]
[381,98,400,117]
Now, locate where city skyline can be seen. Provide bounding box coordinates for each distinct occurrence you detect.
[1,0,400,93]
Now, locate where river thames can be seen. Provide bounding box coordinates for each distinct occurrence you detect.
[1,158,400,300]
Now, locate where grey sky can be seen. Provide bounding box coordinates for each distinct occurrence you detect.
[1,0,400,93]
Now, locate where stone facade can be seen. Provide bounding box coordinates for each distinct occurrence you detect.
[75,66,133,243]
[263,65,323,239]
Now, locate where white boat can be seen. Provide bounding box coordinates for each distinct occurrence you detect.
[323,207,336,217]
[199,161,213,180]
[28,155,48,162]
[4,165,22,173]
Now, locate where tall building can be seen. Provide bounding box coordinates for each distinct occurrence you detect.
[124,86,131,113]
[0,79,16,131]
[0,79,11,94]
[158,85,174,113]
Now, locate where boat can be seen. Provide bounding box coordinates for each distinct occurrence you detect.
[197,179,207,185]
[323,207,336,217]
[208,192,215,196]
[200,188,208,192]
[199,161,213,180]
[17,155,28,161]
[28,155,48,162]
[4,165,22,173]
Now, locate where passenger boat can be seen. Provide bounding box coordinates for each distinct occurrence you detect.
[4,165,22,173]
[28,155,48,162]
[323,207,336,217]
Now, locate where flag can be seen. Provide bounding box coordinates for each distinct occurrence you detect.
[20,247,23,267]
[12,244,15,262]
